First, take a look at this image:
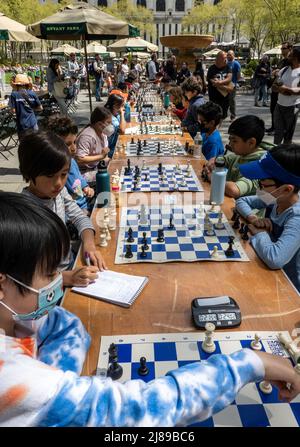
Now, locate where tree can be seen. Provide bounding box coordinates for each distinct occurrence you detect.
[0,0,68,25]
[261,0,300,43]
[101,0,155,38]
[181,3,217,34]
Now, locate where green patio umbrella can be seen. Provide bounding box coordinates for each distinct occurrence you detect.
[27,2,138,113]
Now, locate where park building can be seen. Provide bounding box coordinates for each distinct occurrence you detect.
[41,0,235,57]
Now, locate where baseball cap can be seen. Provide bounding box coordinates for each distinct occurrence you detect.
[239,152,300,186]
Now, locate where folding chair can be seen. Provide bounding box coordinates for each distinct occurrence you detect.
[0,109,18,159]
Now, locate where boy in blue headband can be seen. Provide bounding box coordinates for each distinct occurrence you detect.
[236,144,300,291]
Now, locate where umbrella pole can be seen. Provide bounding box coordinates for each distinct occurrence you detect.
[83,36,93,115]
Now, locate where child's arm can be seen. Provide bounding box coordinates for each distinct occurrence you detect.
[37,307,90,375]
[5,348,300,427]
[249,215,300,269]
[235,195,266,222]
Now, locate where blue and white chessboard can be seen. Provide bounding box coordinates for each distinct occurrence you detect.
[126,140,187,157]
[119,164,203,193]
[115,204,249,264]
[97,331,300,427]
[135,114,170,124]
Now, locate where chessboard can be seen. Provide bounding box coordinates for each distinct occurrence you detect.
[119,163,203,193]
[135,114,171,124]
[115,204,249,264]
[126,139,188,157]
[125,124,183,136]
[97,331,300,427]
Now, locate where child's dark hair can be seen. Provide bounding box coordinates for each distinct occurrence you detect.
[270,143,300,192]
[197,101,223,126]
[0,192,70,294]
[105,94,124,112]
[48,116,78,137]
[228,115,265,146]
[117,82,128,91]
[18,131,71,183]
[90,106,112,125]
[181,77,202,94]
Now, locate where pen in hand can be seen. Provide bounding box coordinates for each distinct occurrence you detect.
[84,251,91,266]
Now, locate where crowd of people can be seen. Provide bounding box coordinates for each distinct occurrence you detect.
[0,42,300,428]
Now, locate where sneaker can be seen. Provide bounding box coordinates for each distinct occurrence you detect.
[254,102,261,107]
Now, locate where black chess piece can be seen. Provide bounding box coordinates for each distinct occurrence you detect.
[131,137,134,144]
[157,229,165,242]
[144,173,148,181]
[242,224,249,241]
[158,163,163,174]
[143,139,147,147]
[185,141,189,153]
[225,236,235,257]
[157,142,161,154]
[168,216,175,230]
[239,222,245,234]
[140,245,147,258]
[107,357,123,380]
[133,181,137,190]
[108,343,118,362]
[127,158,131,173]
[127,227,134,243]
[231,208,238,222]
[138,357,149,376]
[232,215,240,230]
[125,245,133,259]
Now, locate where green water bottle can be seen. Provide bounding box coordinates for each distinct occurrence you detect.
[96,160,110,208]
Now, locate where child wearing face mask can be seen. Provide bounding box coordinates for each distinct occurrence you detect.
[2,193,300,427]
[48,116,95,213]
[18,131,106,287]
[197,101,224,161]
[104,93,126,158]
[76,106,113,184]
[236,144,300,292]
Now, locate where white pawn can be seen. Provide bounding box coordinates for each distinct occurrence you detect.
[142,159,146,170]
[259,381,273,394]
[251,334,262,351]
[99,230,107,247]
[211,245,219,259]
[180,178,187,187]
[202,323,216,353]
[198,202,204,214]
[210,202,217,212]
[206,221,215,236]
[215,212,225,230]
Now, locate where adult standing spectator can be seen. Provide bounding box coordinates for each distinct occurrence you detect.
[120,57,129,81]
[93,54,107,102]
[176,62,191,85]
[273,47,300,145]
[253,55,271,107]
[163,55,177,83]
[181,77,205,138]
[227,50,241,121]
[147,53,158,81]
[266,42,292,135]
[46,58,68,115]
[0,65,5,98]
[207,51,233,120]
[193,56,207,94]
[68,53,80,77]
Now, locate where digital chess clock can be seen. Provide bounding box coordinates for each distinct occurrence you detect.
[192,296,241,329]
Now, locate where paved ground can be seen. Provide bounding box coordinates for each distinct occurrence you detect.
[0,88,299,193]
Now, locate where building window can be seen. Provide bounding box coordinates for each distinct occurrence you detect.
[175,0,185,11]
[137,0,147,6]
[98,0,107,5]
[156,23,159,45]
[162,23,165,36]
[175,23,178,34]
[169,23,172,34]
[156,0,166,12]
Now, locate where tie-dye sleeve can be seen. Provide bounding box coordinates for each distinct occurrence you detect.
[30,348,263,427]
[37,307,91,375]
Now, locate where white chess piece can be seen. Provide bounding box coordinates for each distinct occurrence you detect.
[142,159,146,170]
[278,332,300,363]
[206,221,215,236]
[211,246,219,259]
[210,202,217,212]
[139,205,148,225]
[202,323,216,353]
[105,224,111,241]
[99,230,108,247]
[259,381,273,394]
[251,334,262,350]
[215,212,225,230]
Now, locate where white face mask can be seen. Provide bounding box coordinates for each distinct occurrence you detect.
[102,124,115,137]
[256,186,282,206]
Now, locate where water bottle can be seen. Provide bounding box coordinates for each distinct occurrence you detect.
[210,156,228,205]
[124,101,131,123]
[96,160,110,208]
[164,92,170,108]
[193,132,202,159]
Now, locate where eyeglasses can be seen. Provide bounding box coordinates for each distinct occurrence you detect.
[258,180,278,189]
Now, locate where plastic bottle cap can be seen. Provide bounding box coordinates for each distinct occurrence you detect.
[215,157,226,168]
[97,160,107,170]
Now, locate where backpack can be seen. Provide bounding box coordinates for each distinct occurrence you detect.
[88,62,96,77]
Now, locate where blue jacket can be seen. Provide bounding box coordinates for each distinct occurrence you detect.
[181,94,205,138]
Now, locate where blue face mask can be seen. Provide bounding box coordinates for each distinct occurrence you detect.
[1,274,63,321]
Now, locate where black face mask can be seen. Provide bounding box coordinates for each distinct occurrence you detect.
[203,127,210,133]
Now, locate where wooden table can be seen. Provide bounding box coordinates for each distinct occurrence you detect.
[63,135,300,376]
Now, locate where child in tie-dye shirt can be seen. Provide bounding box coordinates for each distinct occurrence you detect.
[1,192,300,427]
